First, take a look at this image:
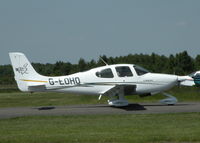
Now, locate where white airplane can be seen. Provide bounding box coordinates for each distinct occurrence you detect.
[9,52,200,107]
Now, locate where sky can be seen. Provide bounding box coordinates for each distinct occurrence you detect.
[1,0,200,65]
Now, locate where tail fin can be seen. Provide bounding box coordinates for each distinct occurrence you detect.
[9,52,46,92]
[192,71,200,87]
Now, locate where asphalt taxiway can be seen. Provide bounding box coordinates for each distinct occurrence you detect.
[0,102,200,119]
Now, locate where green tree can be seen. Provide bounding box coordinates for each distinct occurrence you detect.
[195,55,200,70]
[175,51,194,75]
[78,58,87,72]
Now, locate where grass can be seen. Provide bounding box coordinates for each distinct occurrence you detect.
[0,85,200,143]
[0,84,18,93]
[0,113,200,143]
[0,86,199,108]
[0,92,108,108]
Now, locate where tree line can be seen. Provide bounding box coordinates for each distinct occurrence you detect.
[0,51,200,85]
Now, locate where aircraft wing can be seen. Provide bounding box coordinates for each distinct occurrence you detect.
[98,84,136,106]
[100,84,136,96]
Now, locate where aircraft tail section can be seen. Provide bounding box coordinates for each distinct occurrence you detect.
[193,71,200,86]
[9,52,47,92]
[179,71,200,87]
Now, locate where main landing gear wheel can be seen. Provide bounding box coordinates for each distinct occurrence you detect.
[107,86,129,107]
[108,99,129,107]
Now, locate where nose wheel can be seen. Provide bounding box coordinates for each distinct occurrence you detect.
[160,92,178,105]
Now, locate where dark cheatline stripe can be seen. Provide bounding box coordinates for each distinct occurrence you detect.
[83,81,166,86]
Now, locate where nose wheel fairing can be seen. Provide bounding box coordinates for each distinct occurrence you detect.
[160,92,178,105]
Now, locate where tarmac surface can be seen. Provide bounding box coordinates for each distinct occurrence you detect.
[0,102,200,119]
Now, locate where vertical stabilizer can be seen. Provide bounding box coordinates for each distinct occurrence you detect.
[9,52,45,92]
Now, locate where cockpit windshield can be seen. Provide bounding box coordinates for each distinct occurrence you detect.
[134,65,149,76]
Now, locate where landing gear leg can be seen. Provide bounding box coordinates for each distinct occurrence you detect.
[159,92,178,105]
[107,86,129,107]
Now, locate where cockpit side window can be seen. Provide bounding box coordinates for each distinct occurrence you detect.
[96,68,114,78]
[134,65,149,76]
[115,66,133,77]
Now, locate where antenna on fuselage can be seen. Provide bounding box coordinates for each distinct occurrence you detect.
[100,57,109,66]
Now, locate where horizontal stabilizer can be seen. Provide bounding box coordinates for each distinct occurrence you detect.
[179,71,200,87]
[179,79,195,86]
[28,84,46,92]
[178,76,195,86]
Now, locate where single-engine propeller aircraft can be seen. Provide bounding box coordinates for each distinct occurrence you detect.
[9,52,200,107]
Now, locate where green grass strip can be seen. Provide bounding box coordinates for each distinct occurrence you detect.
[0,113,200,143]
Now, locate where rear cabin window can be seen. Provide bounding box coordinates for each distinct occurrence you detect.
[115,66,133,77]
[96,68,114,78]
